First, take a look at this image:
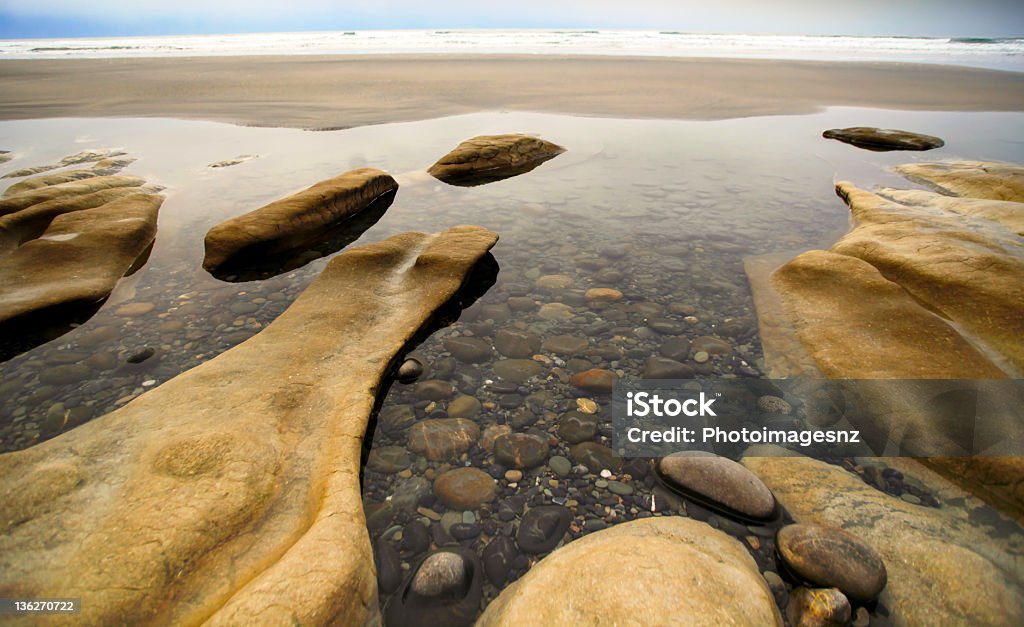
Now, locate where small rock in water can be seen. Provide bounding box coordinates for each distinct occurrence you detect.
[557,411,598,444]
[482,536,518,586]
[447,395,481,418]
[776,523,887,602]
[444,336,493,363]
[786,587,852,627]
[549,455,573,477]
[494,433,550,469]
[822,126,945,151]
[433,467,496,510]
[642,356,694,379]
[576,398,598,414]
[571,442,622,473]
[407,418,480,461]
[411,551,466,597]
[414,379,455,401]
[494,328,541,358]
[585,287,623,301]
[516,505,572,554]
[126,347,156,364]
[535,274,573,290]
[693,351,710,364]
[397,357,424,383]
[504,469,524,483]
[569,368,618,394]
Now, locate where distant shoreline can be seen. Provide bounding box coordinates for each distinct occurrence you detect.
[1,55,1023,130]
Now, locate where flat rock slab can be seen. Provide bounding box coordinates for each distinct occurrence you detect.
[427,134,565,187]
[0,225,498,625]
[2,157,135,197]
[896,160,1024,202]
[202,167,398,272]
[478,517,782,626]
[744,452,1024,626]
[822,127,944,151]
[0,192,162,329]
[0,174,146,217]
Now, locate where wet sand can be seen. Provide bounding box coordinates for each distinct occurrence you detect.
[1,54,1023,129]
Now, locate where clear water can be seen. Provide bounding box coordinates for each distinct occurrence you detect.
[2,108,1023,619]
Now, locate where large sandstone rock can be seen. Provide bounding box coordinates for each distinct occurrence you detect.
[427,134,565,187]
[770,250,1004,378]
[896,161,1024,202]
[0,186,156,256]
[0,192,162,329]
[822,127,944,151]
[477,517,782,626]
[0,225,498,625]
[748,160,1024,521]
[832,181,1024,371]
[744,452,1024,626]
[202,167,398,272]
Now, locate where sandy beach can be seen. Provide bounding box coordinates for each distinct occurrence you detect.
[2,54,1023,128]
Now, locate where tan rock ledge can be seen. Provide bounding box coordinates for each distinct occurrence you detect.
[0,225,498,625]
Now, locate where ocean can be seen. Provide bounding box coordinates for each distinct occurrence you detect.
[1,29,1022,71]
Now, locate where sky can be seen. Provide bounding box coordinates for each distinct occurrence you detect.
[0,0,1021,39]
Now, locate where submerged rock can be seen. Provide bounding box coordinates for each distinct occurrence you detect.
[776,523,887,602]
[657,451,777,522]
[822,127,944,151]
[515,505,572,554]
[0,174,146,217]
[0,225,498,624]
[427,134,565,187]
[202,167,398,273]
[1,148,127,179]
[408,418,480,461]
[433,467,496,510]
[478,517,782,625]
[493,433,549,469]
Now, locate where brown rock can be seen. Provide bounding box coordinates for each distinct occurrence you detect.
[0,174,145,217]
[493,433,549,469]
[569,368,618,394]
[478,517,782,626]
[202,167,398,271]
[433,467,496,510]
[776,523,887,602]
[744,450,1024,625]
[657,451,777,521]
[0,225,498,625]
[0,193,162,330]
[2,157,134,197]
[584,287,622,301]
[822,127,944,151]
[408,418,480,461]
[428,134,565,186]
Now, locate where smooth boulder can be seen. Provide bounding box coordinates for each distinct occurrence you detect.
[202,167,398,272]
[427,134,565,186]
[776,523,887,602]
[478,517,782,626]
[657,451,777,521]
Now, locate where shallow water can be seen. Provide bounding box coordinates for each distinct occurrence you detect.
[2,108,1023,619]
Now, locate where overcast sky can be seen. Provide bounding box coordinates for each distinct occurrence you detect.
[1,0,1021,39]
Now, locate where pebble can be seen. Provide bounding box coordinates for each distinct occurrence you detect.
[786,587,851,627]
[576,398,598,414]
[549,455,572,477]
[397,358,424,383]
[505,469,524,483]
[447,395,481,418]
[407,418,480,461]
[693,351,710,363]
[410,551,466,597]
[492,359,543,383]
[494,328,541,358]
[433,467,496,510]
[413,380,455,401]
[584,287,623,301]
[569,368,618,394]
[494,433,550,469]
[516,505,572,553]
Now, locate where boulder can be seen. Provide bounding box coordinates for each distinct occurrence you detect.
[656,451,777,522]
[202,167,398,272]
[744,452,1024,626]
[427,134,565,186]
[0,225,498,625]
[478,517,782,626]
[0,193,162,331]
[822,127,944,151]
[776,524,887,602]
[385,549,483,627]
